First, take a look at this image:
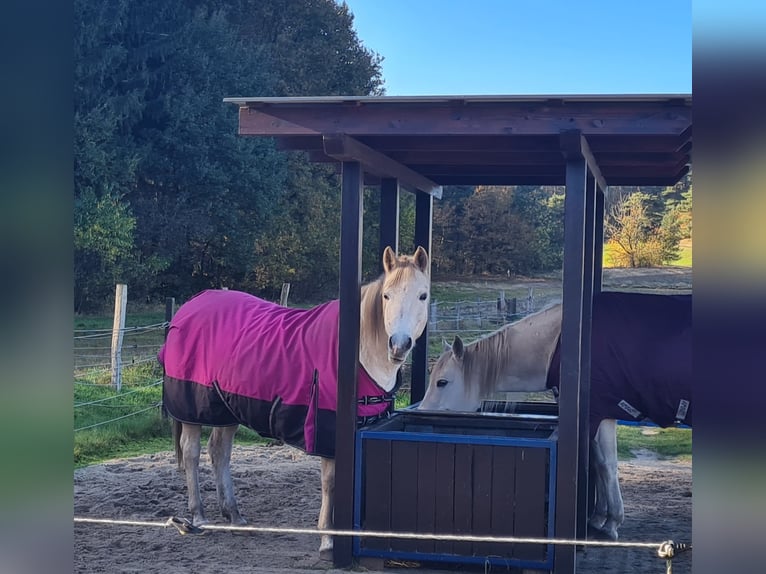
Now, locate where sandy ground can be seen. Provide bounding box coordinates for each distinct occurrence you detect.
[74,444,691,574]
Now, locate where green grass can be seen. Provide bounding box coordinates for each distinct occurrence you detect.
[671,240,693,267]
[616,425,692,461]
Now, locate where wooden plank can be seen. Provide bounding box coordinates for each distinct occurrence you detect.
[390,441,419,553]
[514,447,549,562]
[416,442,437,554]
[490,445,517,558]
[362,440,392,552]
[333,161,363,568]
[433,442,455,556]
[453,444,474,556]
[362,134,683,154]
[471,445,494,557]
[238,101,691,137]
[323,134,442,197]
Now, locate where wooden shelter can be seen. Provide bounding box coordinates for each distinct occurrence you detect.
[223,94,692,573]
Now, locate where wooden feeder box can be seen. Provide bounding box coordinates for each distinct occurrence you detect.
[354,409,558,570]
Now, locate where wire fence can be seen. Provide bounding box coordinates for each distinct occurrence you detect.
[72,288,560,432]
[428,288,561,344]
[74,308,167,432]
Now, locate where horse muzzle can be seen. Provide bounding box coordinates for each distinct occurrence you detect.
[388,335,412,363]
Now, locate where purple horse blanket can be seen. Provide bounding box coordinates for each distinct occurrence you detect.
[159,290,393,458]
[547,292,692,438]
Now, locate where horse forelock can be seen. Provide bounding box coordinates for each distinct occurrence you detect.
[360,256,428,344]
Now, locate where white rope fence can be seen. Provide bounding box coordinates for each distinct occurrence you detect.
[73,516,690,571]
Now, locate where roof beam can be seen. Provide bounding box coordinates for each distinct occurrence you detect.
[322,134,443,198]
[238,101,691,137]
[561,131,607,192]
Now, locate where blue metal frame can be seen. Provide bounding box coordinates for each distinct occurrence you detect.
[353,425,557,570]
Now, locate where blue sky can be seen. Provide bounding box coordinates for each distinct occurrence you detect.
[342,0,691,96]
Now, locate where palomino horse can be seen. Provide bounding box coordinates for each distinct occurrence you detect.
[159,246,430,559]
[419,291,691,541]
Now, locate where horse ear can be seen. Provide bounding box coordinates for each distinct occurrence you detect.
[382,246,397,274]
[442,338,451,353]
[452,336,464,360]
[413,246,429,274]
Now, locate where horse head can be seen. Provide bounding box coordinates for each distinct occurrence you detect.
[419,335,482,411]
[378,245,430,365]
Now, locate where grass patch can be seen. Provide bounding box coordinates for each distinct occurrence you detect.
[671,239,692,267]
[74,359,273,468]
[616,425,692,461]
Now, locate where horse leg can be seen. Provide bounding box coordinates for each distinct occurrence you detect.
[317,457,335,560]
[595,419,624,540]
[588,423,609,532]
[208,425,246,526]
[179,422,207,526]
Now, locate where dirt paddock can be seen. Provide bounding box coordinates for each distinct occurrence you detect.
[74,443,691,574]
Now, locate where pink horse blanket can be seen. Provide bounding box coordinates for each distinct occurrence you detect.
[547,291,692,438]
[159,290,393,457]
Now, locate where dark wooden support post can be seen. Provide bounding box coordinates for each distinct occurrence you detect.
[586,182,606,523]
[594,188,605,295]
[577,170,598,539]
[334,161,364,567]
[379,178,400,271]
[410,190,433,404]
[555,131,597,574]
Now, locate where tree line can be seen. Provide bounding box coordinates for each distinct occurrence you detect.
[74,0,691,313]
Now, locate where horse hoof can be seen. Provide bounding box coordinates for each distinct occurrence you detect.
[319,548,333,562]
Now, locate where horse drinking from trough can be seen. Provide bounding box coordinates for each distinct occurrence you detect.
[419,291,691,541]
[159,246,430,559]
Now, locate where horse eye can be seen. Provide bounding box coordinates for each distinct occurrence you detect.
[419,293,428,301]
[436,379,449,388]
[383,293,390,300]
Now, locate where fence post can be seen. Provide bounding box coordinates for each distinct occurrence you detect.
[280,283,291,306]
[507,297,517,321]
[111,284,128,392]
[165,297,176,339]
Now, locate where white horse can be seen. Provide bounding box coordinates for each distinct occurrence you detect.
[419,292,692,541]
[160,246,430,559]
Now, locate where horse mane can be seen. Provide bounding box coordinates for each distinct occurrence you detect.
[462,302,562,396]
[360,276,385,348]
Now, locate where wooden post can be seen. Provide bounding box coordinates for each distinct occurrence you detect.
[334,161,364,567]
[111,284,127,391]
[497,291,505,324]
[507,297,517,321]
[410,190,433,404]
[527,287,534,313]
[164,297,175,339]
[279,283,291,306]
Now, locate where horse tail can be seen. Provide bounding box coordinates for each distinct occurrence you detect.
[172,418,183,469]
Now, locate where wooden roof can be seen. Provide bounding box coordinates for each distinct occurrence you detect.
[224,94,691,196]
